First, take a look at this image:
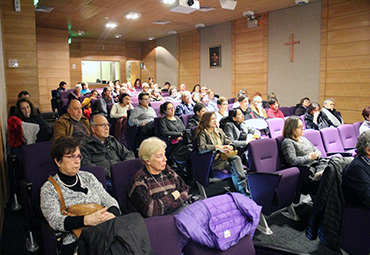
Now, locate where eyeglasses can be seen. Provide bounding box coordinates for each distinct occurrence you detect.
[141,98,150,101]
[297,126,305,130]
[64,154,83,160]
[94,123,111,128]
[167,107,174,110]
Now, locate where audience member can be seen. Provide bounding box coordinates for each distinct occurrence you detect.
[41,137,119,254]
[68,84,82,101]
[53,99,90,141]
[134,78,141,88]
[141,83,150,94]
[195,112,249,196]
[80,82,91,95]
[233,89,248,108]
[128,137,189,217]
[113,82,120,98]
[200,94,212,111]
[53,81,67,113]
[321,98,343,127]
[96,87,114,117]
[150,88,165,102]
[110,93,134,119]
[360,106,370,134]
[215,97,229,123]
[168,87,181,101]
[178,83,187,96]
[263,92,277,108]
[9,90,31,116]
[295,97,310,116]
[80,114,134,177]
[342,130,370,208]
[235,94,251,120]
[282,116,329,181]
[81,89,99,120]
[148,77,154,86]
[266,98,284,118]
[207,90,218,112]
[161,82,171,93]
[175,91,194,116]
[201,86,208,94]
[188,102,206,128]
[249,95,268,119]
[191,84,201,103]
[304,102,330,130]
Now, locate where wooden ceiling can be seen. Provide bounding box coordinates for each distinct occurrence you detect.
[36,0,302,42]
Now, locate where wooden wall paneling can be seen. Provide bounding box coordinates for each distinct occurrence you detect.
[178,30,200,87]
[327,26,370,44]
[325,83,370,97]
[141,40,156,84]
[328,0,370,18]
[328,12,370,31]
[326,55,370,70]
[231,20,236,97]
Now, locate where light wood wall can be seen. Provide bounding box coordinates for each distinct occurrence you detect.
[141,40,156,84]
[232,14,269,99]
[37,28,70,112]
[177,30,200,88]
[1,0,38,112]
[320,0,370,123]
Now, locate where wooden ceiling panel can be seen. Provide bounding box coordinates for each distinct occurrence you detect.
[36,0,309,41]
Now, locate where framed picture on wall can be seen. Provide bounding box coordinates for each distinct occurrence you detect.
[209,45,221,68]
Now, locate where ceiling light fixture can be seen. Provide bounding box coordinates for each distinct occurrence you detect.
[115,33,122,39]
[219,0,237,10]
[125,11,141,20]
[168,30,177,35]
[77,31,84,36]
[195,23,205,28]
[162,0,176,3]
[105,22,118,28]
[148,36,155,41]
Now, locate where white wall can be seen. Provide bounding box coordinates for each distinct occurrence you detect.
[200,22,232,98]
[156,35,178,88]
[268,1,321,106]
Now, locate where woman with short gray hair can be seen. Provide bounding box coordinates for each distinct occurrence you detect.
[342,130,370,208]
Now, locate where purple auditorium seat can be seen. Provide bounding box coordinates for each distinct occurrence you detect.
[162,92,170,97]
[60,90,69,99]
[299,115,305,127]
[337,124,357,151]
[110,158,143,211]
[153,117,162,138]
[278,107,291,117]
[171,100,181,109]
[266,118,285,139]
[180,114,194,129]
[289,106,297,116]
[79,95,87,103]
[353,121,362,138]
[320,127,355,156]
[80,166,107,190]
[248,138,300,235]
[303,129,328,158]
[125,110,138,152]
[91,99,99,113]
[145,215,182,255]
[228,98,235,104]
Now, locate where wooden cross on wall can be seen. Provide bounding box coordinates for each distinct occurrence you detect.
[284,34,300,62]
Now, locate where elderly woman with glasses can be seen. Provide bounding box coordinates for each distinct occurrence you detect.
[282,116,329,181]
[41,136,120,254]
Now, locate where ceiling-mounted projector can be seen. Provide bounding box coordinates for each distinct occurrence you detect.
[219,0,237,10]
[170,0,200,14]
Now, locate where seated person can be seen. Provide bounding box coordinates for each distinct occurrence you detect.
[53,99,90,142]
[295,97,310,116]
[41,136,120,255]
[68,84,82,101]
[200,94,212,112]
[342,130,370,208]
[321,98,343,127]
[188,102,206,128]
[110,93,134,119]
[248,94,268,119]
[159,102,186,142]
[175,91,194,116]
[140,83,151,95]
[53,81,67,114]
[169,87,181,101]
[81,89,99,120]
[263,92,277,108]
[150,88,165,102]
[282,116,329,181]
[234,94,251,120]
[134,78,141,88]
[80,82,91,95]
[207,90,219,112]
[224,109,260,164]
[96,87,114,117]
[194,112,249,196]
[128,137,189,217]
[232,89,248,108]
[161,81,171,93]
[15,98,51,135]
[191,84,201,103]
[215,97,229,124]
[10,90,31,116]
[360,106,370,134]
[113,80,120,98]
[128,92,157,136]
[178,83,187,96]
[266,98,284,119]
[80,114,134,177]
[304,102,330,130]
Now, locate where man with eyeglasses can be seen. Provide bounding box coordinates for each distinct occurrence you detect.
[53,99,90,142]
[80,114,134,177]
[128,92,156,133]
[321,98,343,127]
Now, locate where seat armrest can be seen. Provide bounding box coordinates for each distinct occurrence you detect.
[254,242,311,255]
[326,151,352,157]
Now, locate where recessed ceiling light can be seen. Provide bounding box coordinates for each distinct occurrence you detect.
[77,31,84,35]
[105,22,118,28]
[115,33,122,39]
[162,0,176,3]
[148,36,155,41]
[125,11,141,20]
[168,30,177,35]
[153,20,171,25]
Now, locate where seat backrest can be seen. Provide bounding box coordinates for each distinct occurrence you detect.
[353,121,362,138]
[275,135,288,168]
[110,159,143,210]
[60,91,69,99]
[145,215,182,255]
[153,117,162,138]
[299,115,306,127]
[80,166,107,190]
[22,141,57,216]
[337,124,357,150]
[279,107,291,117]
[248,138,280,173]
[303,129,327,157]
[266,118,285,139]
[91,99,99,113]
[289,106,297,116]
[320,127,345,153]
[180,114,194,129]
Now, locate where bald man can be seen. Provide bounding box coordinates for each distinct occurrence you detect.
[53,99,90,141]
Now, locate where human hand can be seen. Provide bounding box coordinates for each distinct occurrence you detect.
[141,122,147,126]
[313,170,324,181]
[309,151,319,160]
[171,190,180,200]
[83,207,115,226]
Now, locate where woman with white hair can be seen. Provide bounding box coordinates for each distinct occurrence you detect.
[68,84,82,101]
[342,130,370,208]
[128,137,189,217]
[249,94,268,119]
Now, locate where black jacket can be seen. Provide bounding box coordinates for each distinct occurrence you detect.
[295,104,307,116]
[78,213,153,255]
[306,156,353,251]
[304,112,331,130]
[188,115,200,128]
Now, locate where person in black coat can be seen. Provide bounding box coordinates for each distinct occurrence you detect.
[295,97,310,116]
[304,102,331,130]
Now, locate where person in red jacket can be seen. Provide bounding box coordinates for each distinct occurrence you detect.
[266,98,285,119]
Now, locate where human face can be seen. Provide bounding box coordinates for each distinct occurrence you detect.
[219,101,228,113]
[56,147,82,176]
[20,101,31,118]
[147,147,167,174]
[240,98,249,109]
[233,109,244,124]
[201,95,209,106]
[143,85,149,92]
[183,94,191,104]
[91,91,98,99]
[325,100,335,110]
[295,120,305,138]
[311,107,320,115]
[253,97,263,108]
[67,100,82,121]
[303,99,310,108]
[165,103,175,117]
[104,88,112,97]
[180,84,186,91]
[197,107,206,117]
[140,95,150,108]
[201,86,208,94]
[171,89,177,96]
[122,95,131,106]
[207,114,217,128]
[91,115,110,142]
[270,102,279,111]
